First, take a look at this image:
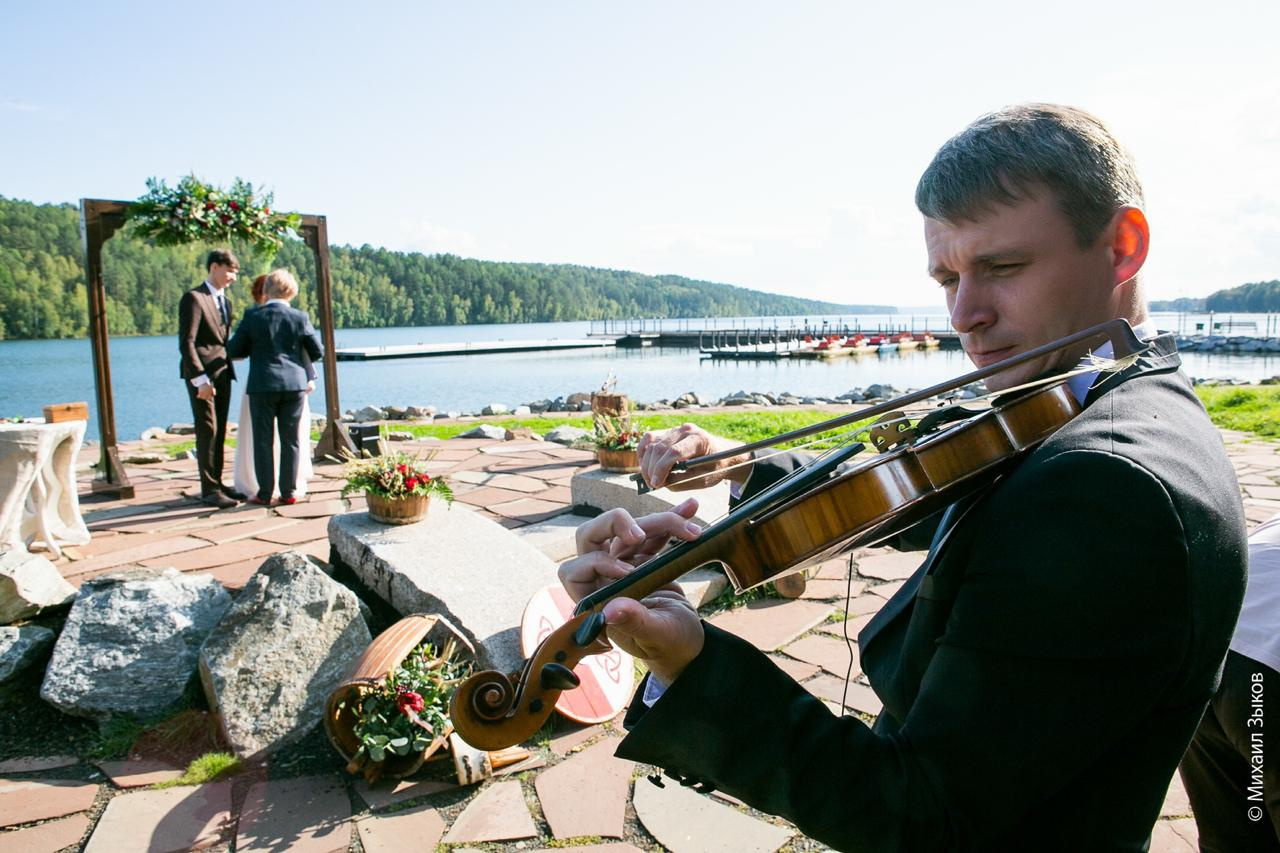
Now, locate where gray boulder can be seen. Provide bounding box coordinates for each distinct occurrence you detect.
[527,399,552,413]
[405,405,435,419]
[198,551,371,760]
[140,427,167,441]
[512,405,532,417]
[1,549,77,624]
[456,424,507,440]
[383,405,408,421]
[40,568,231,720]
[0,625,55,685]
[385,431,414,442]
[544,425,589,446]
[166,423,196,435]
[565,392,593,408]
[865,383,897,400]
[481,403,510,416]
[355,406,386,422]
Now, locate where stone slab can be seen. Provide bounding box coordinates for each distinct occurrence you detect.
[0,779,98,827]
[94,759,184,788]
[236,776,351,853]
[83,781,233,853]
[803,674,883,716]
[357,804,446,853]
[253,516,332,545]
[535,737,633,839]
[488,497,569,524]
[140,537,283,572]
[352,776,457,812]
[781,633,860,678]
[707,599,833,652]
[511,513,593,561]
[528,846,645,853]
[0,812,90,853]
[329,508,561,674]
[768,654,820,682]
[570,468,730,527]
[856,548,923,581]
[632,775,793,853]
[549,722,601,756]
[798,578,863,600]
[441,780,537,844]
[1160,772,1192,817]
[0,755,78,773]
[819,612,876,639]
[1149,818,1198,852]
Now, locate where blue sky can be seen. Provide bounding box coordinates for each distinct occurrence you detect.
[3,2,1277,308]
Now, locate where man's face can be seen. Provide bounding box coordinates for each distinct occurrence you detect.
[209,263,238,290]
[925,191,1119,392]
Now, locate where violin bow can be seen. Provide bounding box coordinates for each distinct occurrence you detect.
[638,318,1149,484]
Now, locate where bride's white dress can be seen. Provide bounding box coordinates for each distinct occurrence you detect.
[233,390,313,499]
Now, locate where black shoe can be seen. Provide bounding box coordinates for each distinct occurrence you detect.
[201,491,237,509]
[221,486,247,501]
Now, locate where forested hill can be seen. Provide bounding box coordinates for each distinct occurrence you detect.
[1205,280,1280,312]
[0,195,887,340]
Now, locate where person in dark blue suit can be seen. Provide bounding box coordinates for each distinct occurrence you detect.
[226,269,324,506]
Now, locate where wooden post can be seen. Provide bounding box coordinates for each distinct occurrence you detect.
[301,215,355,462]
[80,199,134,499]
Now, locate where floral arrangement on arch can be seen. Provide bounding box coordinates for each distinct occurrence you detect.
[126,175,302,255]
[592,414,641,451]
[338,638,471,770]
[340,449,454,504]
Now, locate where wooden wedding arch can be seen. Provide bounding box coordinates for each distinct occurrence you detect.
[80,199,355,499]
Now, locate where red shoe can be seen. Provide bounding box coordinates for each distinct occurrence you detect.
[278,496,298,506]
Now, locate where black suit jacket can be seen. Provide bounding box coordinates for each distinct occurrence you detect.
[225,302,324,394]
[178,284,236,382]
[617,336,1247,852]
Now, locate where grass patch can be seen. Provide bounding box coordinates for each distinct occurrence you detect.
[153,751,242,788]
[1195,385,1280,438]
[393,409,870,449]
[89,717,147,760]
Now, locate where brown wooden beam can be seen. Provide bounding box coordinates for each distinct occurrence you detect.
[299,215,355,461]
[80,199,134,499]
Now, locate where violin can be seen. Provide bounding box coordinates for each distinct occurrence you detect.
[450,320,1149,751]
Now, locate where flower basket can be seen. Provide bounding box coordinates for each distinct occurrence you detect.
[597,447,640,473]
[324,614,475,784]
[367,492,431,525]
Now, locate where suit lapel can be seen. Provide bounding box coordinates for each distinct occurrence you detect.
[195,287,228,342]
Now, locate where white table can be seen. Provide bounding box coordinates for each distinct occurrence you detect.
[0,421,91,559]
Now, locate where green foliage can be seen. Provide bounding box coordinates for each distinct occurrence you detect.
[153,752,242,788]
[591,414,641,450]
[1195,384,1280,437]
[89,717,147,760]
[0,194,878,341]
[1205,280,1280,312]
[339,450,454,503]
[126,176,301,256]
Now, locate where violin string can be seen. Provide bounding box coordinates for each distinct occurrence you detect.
[690,351,1139,524]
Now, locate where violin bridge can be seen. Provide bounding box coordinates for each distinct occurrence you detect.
[869,411,916,452]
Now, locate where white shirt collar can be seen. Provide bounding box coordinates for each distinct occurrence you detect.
[265,298,289,307]
[204,280,224,299]
[1066,319,1158,405]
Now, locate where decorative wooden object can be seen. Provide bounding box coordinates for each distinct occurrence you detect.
[591,392,629,419]
[366,492,431,525]
[325,614,475,783]
[42,402,89,423]
[597,448,640,473]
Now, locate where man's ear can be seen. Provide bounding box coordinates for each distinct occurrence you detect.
[1110,206,1149,287]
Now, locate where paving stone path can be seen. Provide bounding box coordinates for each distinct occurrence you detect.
[3,428,1277,850]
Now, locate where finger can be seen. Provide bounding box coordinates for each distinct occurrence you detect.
[574,507,646,556]
[558,553,634,600]
[608,508,702,560]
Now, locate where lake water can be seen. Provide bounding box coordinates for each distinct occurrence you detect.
[2,313,1278,442]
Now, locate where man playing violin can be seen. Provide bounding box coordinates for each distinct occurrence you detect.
[559,104,1247,851]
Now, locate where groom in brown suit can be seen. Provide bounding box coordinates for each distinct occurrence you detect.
[178,249,244,508]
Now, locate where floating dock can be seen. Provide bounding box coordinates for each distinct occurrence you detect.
[335,338,616,361]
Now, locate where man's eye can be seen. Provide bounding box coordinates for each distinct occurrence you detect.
[991,263,1023,275]
[939,277,958,289]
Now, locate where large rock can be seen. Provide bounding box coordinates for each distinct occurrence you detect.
[1,549,76,623]
[456,424,507,440]
[355,406,386,422]
[481,403,510,416]
[329,508,561,674]
[40,568,231,720]
[198,551,371,760]
[544,426,589,446]
[0,625,55,685]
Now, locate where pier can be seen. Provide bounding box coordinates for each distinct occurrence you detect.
[335,338,616,361]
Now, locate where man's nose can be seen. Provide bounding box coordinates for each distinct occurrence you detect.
[948,278,995,334]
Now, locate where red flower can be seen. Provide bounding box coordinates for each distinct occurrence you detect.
[405,477,418,490]
[205,201,215,210]
[421,473,431,483]
[219,214,231,224]
[264,207,270,215]
[229,200,240,211]
[397,691,425,714]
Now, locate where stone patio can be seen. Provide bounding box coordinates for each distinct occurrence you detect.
[2,428,1278,850]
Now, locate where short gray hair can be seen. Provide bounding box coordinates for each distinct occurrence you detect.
[915,103,1144,247]
[264,269,299,301]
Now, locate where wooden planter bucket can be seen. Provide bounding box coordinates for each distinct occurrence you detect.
[597,447,640,473]
[324,614,475,783]
[366,492,431,525]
